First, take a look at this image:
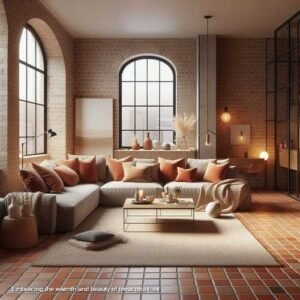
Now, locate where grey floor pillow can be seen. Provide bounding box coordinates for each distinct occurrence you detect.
[69,230,127,250]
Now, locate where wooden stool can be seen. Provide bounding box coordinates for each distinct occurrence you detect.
[1,215,38,249]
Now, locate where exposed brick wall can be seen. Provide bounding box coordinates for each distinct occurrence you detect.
[0,0,8,196]
[73,38,197,150]
[0,0,74,194]
[216,38,271,188]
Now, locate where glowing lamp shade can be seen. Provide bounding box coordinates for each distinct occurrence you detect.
[205,133,211,146]
[259,151,269,161]
[221,107,231,123]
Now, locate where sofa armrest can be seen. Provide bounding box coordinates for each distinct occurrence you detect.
[2,193,57,235]
[33,193,57,235]
[0,198,6,227]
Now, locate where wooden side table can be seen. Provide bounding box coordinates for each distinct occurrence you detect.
[1,215,38,249]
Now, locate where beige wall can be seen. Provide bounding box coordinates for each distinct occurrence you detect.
[73,38,197,150]
[0,0,74,194]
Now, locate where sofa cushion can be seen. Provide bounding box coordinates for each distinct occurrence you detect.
[57,158,79,173]
[32,163,64,193]
[54,165,79,186]
[164,181,211,202]
[175,167,197,182]
[19,168,49,193]
[40,160,57,169]
[158,157,185,183]
[186,158,216,181]
[136,162,160,182]
[107,156,133,181]
[203,162,229,183]
[55,183,101,232]
[68,154,107,182]
[122,162,152,182]
[78,156,98,183]
[100,181,164,206]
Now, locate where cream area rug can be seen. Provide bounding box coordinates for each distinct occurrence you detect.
[34,208,279,267]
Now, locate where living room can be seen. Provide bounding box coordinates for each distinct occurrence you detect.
[0,0,300,299]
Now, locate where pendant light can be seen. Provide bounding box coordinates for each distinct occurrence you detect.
[201,15,216,146]
[221,106,231,123]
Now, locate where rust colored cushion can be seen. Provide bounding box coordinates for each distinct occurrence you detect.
[158,157,185,183]
[54,165,79,186]
[175,167,198,182]
[107,156,133,181]
[122,162,152,182]
[32,163,64,193]
[78,156,98,183]
[19,169,49,193]
[203,162,230,183]
[56,158,79,174]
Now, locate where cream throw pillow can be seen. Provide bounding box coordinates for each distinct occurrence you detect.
[122,162,152,182]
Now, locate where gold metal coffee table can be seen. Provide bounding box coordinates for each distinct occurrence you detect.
[123,198,195,231]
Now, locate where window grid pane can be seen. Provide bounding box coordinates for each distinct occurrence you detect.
[120,57,175,147]
[19,26,46,157]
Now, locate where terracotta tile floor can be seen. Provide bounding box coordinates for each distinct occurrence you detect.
[0,192,299,300]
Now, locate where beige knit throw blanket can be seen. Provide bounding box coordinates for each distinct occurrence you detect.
[195,178,251,213]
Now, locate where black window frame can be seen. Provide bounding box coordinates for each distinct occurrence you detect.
[19,24,47,156]
[119,55,176,148]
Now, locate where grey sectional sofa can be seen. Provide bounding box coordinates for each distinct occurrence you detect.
[0,157,247,233]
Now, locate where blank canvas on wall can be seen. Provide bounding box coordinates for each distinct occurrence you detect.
[75,98,113,158]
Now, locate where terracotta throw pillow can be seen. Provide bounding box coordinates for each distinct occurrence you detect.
[56,158,79,174]
[158,157,185,183]
[186,159,217,181]
[175,167,197,182]
[19,169,49,193]
[203,162,230,183]
[78,156,98,183]
[68,154,106,182]
[122,162,152,182]
[107,156,133,181]
[136,162,160,182]
[54,165,79,186]
[32,163,64,193]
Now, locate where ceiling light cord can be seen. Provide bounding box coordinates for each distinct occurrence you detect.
[206,16,209,131]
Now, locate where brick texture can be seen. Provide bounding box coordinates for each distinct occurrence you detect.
[0,0,74,194]
[73,38,197,150]
[216,38,271,188]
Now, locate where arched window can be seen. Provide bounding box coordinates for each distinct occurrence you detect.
[19,26,46,155]
[119,56,176,148]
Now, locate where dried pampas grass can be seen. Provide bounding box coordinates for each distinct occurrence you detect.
[173,113,196,149]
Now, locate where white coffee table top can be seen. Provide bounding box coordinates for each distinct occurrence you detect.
[123,198,195,209]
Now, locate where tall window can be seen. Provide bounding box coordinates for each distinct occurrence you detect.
[19,26,46,155]
[120,56,176,148]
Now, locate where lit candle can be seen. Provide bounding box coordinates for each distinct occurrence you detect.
[139,190,144,201]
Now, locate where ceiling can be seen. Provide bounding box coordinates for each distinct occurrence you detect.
[39,0,300,38]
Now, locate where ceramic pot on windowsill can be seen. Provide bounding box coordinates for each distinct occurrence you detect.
[132,136,140,150]
[143,132,152,150]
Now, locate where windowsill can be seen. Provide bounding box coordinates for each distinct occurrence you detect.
[19,154,51,165]
[116,149,196,151]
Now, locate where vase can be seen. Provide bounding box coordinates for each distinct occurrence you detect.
[8,195,20,219]
[152,140,161,150]
[20,193,32,217]
[161,142,171,150]
[143,132,152,150]
[132,137,140,150]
